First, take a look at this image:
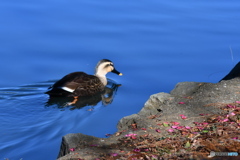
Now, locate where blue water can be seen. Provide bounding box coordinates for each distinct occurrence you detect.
[1,0,240,159]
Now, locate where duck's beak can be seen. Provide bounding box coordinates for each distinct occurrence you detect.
[112,68,123,76]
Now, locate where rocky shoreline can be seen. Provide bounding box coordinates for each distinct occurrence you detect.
[57,63,240,160]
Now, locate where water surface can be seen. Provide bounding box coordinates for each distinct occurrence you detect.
[0,0,240,159]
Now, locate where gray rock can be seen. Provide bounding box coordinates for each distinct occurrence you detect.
[57,78,240,159]
[170,82,204,96]
[139,92,173,116]
[58,133,106,159]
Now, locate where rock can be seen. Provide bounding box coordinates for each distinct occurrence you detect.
[58,133,103,158]
[139,92,173,116]
[170,82,204,96]
[117,114,142,130]
[57,63,240,159]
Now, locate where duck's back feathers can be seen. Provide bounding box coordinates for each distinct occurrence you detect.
[46,72,105,97]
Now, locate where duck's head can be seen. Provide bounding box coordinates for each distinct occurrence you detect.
[95,59,122,77]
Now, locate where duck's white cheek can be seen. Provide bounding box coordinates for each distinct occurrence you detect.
[61,87,75,93]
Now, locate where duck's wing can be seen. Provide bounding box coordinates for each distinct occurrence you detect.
[73,75,105,96]
[51,72,87,89]
[50,72,104,96]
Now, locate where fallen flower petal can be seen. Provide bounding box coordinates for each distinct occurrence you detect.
[185,126,191,129]
[141,128,147,130]
[125,133,137,137]
[171,125,178,129]
[172,122,180,125]
[180,114,187,119]
[133,148,141,152]
[178,102,185,104]
[167,129,174,132]
[222,118,229,122]
[155,129,161,133]
[69,148,75,152]
[230,112,236,116]
[235,101,240,104]
[177,126,184,129]
[110,153,118,156]
[202,122,209,126]
[151,155,158,159]
[227,104,236,108]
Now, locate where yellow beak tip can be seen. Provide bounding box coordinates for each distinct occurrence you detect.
[119,73,123,76]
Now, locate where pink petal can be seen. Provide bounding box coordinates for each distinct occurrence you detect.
[202,122,209,126]
[180,115,187,119]
[227,104,236,108]
[230,112,236,116]
[69,148,75,152]
[222,118,229,122]
[178,102,185,104]
[179,114,187,119]
[236,101,240,104]
[171,125,178,129]
[185,126,191,129]
[141,128,147,130]
[155,129,161,133]
[125,133,137,137]
[177,126,184,129]
[151,155,158,158]
[110,153,118,156]
[167,129,174,132]
[172,122,180,125]
[133,148,141,152]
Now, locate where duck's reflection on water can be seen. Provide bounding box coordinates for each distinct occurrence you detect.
[45,80,120,110]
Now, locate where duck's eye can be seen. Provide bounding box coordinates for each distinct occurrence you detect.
[107,63,113,67]
[105,64,112,68]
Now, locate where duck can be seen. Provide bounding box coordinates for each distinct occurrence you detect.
[45,59,122,98]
